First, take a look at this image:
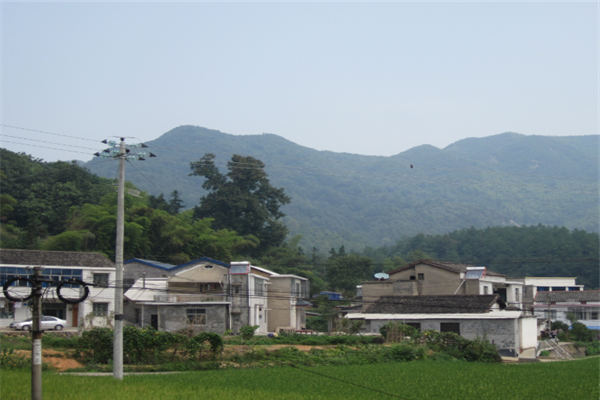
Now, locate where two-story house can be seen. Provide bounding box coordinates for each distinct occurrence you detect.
[0,249,116,329]
[359,260,525,311]
[123,258,309,335]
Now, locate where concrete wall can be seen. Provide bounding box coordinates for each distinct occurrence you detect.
[129,303,229,334]
[389,263,463,295]
[268,277,292,332]
[364,317,520,354]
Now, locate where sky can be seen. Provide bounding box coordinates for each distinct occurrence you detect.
[1,1,598,162]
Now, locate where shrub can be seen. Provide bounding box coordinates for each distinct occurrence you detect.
[240,325,259,341]
[380,322,418,343]
[0,347,30,369]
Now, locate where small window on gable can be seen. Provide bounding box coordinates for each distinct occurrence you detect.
[204,264,213,269]
[417,273,424,280]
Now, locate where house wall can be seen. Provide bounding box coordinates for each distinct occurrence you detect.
[249,274,268,333]
[363,317,521,355]
[124,261,171,281]
[519,316,538,349]
[268,277,292,332]
[389,264,463,295]
[170,263,229,283]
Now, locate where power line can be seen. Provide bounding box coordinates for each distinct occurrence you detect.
[1,124,99,142]
[288,363,414,400]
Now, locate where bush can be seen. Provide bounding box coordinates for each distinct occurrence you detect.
[380,322,418,343]
[569,323,596,342]
[0,347,30,369]
[240,325,259,341]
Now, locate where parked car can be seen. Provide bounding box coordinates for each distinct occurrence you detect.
[9,316,67,331]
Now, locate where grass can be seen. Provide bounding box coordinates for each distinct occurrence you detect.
[2,358,598,400]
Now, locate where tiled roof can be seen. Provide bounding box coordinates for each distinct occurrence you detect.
[534,290,600,303]
[363,295,501,314]
[387,259,506,277]
[0,249,114,268]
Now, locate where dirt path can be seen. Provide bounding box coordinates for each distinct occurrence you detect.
[15,349,84,371]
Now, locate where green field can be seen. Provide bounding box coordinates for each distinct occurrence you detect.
[2,359,598,400]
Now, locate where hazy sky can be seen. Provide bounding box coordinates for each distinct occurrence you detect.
[1,1,598,162]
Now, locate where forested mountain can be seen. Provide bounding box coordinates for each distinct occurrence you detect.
[84,126,599,251]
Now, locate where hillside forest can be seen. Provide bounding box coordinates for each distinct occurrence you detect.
[1,148,598,293]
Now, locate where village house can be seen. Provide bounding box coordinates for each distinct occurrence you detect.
[0,249,116,329]
[123,258,309,334]
[346,294,538,358]
[532,290,600,332]
[359,260,525,311]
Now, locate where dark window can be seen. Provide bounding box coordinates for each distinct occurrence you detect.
[406,323,421,331]
[93,274,109,287]
[440,323,460,335]
[537,287,549,292]
[552,287,566,292]
[568,287,581,291]
[417,273,424,280]
[93,303,109,317]
[409,276,416,281]
[186,309,206,325]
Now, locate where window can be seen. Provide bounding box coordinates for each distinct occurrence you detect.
[543,310,557,319]
[552,287,566,292]
[135,309,141,324]
[254,279,265,296]
[233,285,240,295]
[537,286,549,292]
[483,286,488,295]
[417,273,424,280]
[591,312,599,320]
[93,303,109,317]
[568,287,581,291]
[186,309,206,325]
[440,323,460,335]
[409,276,416,281]
[93,274,109,287]
[515,288,520,302]
[406,323,421,331]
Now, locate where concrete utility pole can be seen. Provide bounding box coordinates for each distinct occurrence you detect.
[94,137,154,380]
[113,139,125,380]
[31,266,44,400]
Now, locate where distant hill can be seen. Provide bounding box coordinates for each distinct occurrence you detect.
[84,126,599,251]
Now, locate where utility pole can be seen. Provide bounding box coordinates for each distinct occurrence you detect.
[31,266,44,400]
[547,300,552,338]
[95,137,155,380]
[113,139,125,380]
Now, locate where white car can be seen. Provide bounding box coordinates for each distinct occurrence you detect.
[9,316,67,331]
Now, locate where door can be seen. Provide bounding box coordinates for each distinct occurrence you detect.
[151,314,158,330]
[72,303,79,327]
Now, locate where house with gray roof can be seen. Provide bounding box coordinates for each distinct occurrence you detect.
[359,260,525,311]
[346,294,538,358]
[533,290,600,331]
[0,249,116,329]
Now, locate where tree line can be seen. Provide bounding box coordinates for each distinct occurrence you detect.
[1,148,597,297]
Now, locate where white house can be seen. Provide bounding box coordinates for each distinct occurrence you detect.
[0,249,116,329]
[346,294,538,358]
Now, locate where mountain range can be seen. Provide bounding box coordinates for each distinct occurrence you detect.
[84,126,599,251]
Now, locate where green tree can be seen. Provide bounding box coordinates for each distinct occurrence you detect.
[326,254,373,293]
[190,153,290,254]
